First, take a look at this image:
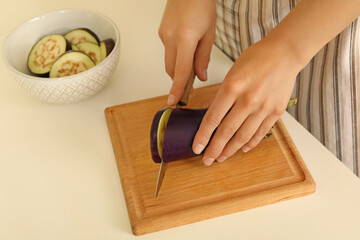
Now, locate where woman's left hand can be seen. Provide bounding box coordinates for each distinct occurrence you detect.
[192,38,302,166]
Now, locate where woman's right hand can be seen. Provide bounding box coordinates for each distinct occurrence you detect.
[158,0,216,106]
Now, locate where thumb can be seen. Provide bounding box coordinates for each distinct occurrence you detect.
[194,32,214,82]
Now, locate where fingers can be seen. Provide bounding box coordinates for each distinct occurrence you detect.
[201,101,251,165]
[241,114,279,152]
[192,85,237,156]
[194,31,214,81]
[164,45,177,79]
[216,114,276,163]
[193,75,286,166]
[196,88,283,166]
[167,41,197,105]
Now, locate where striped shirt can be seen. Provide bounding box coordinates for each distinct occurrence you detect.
[215,0,360,176]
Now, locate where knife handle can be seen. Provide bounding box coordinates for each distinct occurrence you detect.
[177,64,196,107]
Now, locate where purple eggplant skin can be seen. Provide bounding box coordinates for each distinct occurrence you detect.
[162,108,207,163]
[79,28,100,44]
[65,39,71,51]
[150,108,167,163]
[102,38,115,56]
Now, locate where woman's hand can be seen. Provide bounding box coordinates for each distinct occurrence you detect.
[192,38,302,166]
[158,0,216,105]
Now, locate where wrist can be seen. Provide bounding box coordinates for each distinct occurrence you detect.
[259,35,306,75]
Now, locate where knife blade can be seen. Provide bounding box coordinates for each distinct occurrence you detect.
[155,159,167,198]
[155,64,196,198]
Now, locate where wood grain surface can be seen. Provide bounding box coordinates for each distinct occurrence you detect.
[105,84,316,235]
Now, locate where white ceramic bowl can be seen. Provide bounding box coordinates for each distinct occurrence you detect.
[2,9,120,103]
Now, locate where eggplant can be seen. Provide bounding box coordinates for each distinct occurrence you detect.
[150,108,207,163]
[71,44,79,51]
[150,99,299,163]
[76,42,101,65]
[49,51,95,78]
[100,38,115,61]
[27,34,71,76]
[64,28,100,45]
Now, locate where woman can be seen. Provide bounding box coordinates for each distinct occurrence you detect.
[158,0,360,176]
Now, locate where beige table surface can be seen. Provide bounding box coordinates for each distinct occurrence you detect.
[1,0,360,239]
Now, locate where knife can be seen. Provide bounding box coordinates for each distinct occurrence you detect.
[155,65,196,198]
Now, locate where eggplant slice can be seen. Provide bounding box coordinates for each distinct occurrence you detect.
[27,34,70,76]
[157,108,173,160]
[49,51,95,78]
[100,38,115,61]
[76,42,102,65]
[64,28,100,45]
[150,109,167,163]
[71,44,79,51]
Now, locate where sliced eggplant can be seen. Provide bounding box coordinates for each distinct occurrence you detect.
[150,108,167,163]
[49,51,95,78]
[76,42,101,65]
[150,108,207,163]
[71,44,79,51]
[64,28,100,45]
[100,38,115,61]
[27,34,70,76]
[157,108,173,160]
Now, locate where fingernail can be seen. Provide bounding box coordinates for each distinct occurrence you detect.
[203,69,208,80]
[217,156,227,162]
[204,158,214,166]
[167,94,175,105]
[193,144,204,154]
[242,146,251,153]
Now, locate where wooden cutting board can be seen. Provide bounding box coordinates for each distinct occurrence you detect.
[105,84,316,235]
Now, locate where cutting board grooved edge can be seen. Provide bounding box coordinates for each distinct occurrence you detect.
[272,121,304,179]
[141,173,304,219]
[105,108,145,223]
[277,119,316,186]
[132,179,316,235]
